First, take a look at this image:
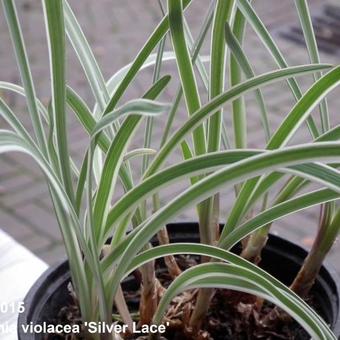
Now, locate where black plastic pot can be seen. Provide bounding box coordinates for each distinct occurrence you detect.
[18,222,340,339]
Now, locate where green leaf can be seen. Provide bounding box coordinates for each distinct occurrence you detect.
[66,86,111,151]
[91,99,171,137]
[225,22,270,142]
[103,0,192,114]
[2,0,47,155]
[168,0,206,156]
[64,0,109,110]
[85,141,111,322]
[69,76,171,211]
[103,151,340,249]
[101,52,180,104]
[145,64,331,177]
[223,66,340,237]
[295,0,329,132]
[236,0,319,138]
[107,150,256,244]
[43,0,74,202]
[208,0,235,152]
[245,124,340,214]
[161,2,215,147]
[220,188,339,250]
[0,129,93,321]
[105,142,340,303]
[92,78,172,241]
[124,148,157,162]
[268,67,340,149]
[142,5,166,177]
[152,262,333,339]
[75,152,88,215]
[194,0,236,247]
[235,125,340,215]
[228,5,249,149]
[104,150,261,244]
[93,116,153,239]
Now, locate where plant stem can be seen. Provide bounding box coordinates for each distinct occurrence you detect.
[263,204,340,328]
[157,227,182,277]
[139,245,165,325]
[240,176,304,262]
[134,210,163,325]
[290,203,339,297]
[240,194,268,263]
[240,224,269,263]
[189,0,235,331]
[153,194,182,278]
[139,254,158,325]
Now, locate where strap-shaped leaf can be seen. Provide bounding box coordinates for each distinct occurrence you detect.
[233,125,340,224]
[224,66,340,237]
[0,81,48,119]
[103,150,261,245]
[145,64,331,178]
[64,0,109,110]
[85,141,110,322]
[43,0,74,202]
[208,0,235,152]
[229,4,249,149]
[150,262,333,339]
[295,0,329,132]
[124,242,334,339]
[103,0,192,115]
[124,148,156,162]
[106,142,340,302]
[103,152,339,246]
[2,0,47,155]
[92,78,171,240]
[0,130,93,320]
[168,0,206,156]
[161,2,215,146]
[225,22,270,142]
[236,0,319,138]
[70,76,170,212]
[268,67,340,149]
[220,188,339,250]
[91,99,171,137]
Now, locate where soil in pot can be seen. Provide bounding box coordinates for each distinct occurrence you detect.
[18,223,340,340]
[120,255,324,340]
[40,256,324,340]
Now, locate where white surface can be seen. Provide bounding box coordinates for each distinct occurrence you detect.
[0,229,48,340]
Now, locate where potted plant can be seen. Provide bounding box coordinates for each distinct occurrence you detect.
[1,0,340,339]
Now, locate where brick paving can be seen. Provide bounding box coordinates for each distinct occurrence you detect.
[0,0,340,270]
